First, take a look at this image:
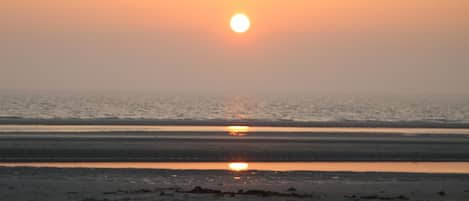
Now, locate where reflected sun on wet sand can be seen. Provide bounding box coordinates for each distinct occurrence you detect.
[228,162,249,171]
[2,162,469,174]
[227,126,249,136]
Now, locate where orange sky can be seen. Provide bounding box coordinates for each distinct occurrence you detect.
[4,1,468,36]
[1,0,469,93]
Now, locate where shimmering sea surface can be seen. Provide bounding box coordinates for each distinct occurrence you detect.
[1,91,469,124]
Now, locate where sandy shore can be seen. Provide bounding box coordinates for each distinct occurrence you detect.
[1,167,469,201]
[2,126,469,200]
[2,131,469,162]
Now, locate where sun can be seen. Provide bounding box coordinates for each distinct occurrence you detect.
[230,13,251,33]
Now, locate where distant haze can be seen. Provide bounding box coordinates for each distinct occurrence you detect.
[1,0,468,94]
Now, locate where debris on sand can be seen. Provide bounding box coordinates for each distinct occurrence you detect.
[186,186,222,194]
[345,194,409,200]
[287,187,297,192]
[179,187,312,198]
[438,191,446,196]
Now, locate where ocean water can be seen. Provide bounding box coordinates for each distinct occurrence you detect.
[0,91,469,124]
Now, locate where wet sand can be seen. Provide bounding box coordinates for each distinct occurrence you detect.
[2,162,469,174]
[2,125,469,200]
[1,167,469,201]
[1,131,469,162]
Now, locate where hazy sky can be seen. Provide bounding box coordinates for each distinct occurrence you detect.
[1,0,468,94]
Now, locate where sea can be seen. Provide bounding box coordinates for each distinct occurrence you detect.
[1,91,469,125]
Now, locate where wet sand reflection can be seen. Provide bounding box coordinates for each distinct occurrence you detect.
[228,162,249,171]
[227,126,249,136]
[1,162,469,174]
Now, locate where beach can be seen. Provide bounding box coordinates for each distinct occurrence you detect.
[2,167,469,201]
[1,124,469,200]
[1,125,469,162]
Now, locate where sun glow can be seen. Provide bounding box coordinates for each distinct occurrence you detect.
[230,13,251,33]
[228,162,249,171]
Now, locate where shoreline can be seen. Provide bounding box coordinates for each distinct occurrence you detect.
[1,130,469,162]
[2,125,469,136]
[1,118,469,128]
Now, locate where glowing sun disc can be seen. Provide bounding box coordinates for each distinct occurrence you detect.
[230,13,251,33]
